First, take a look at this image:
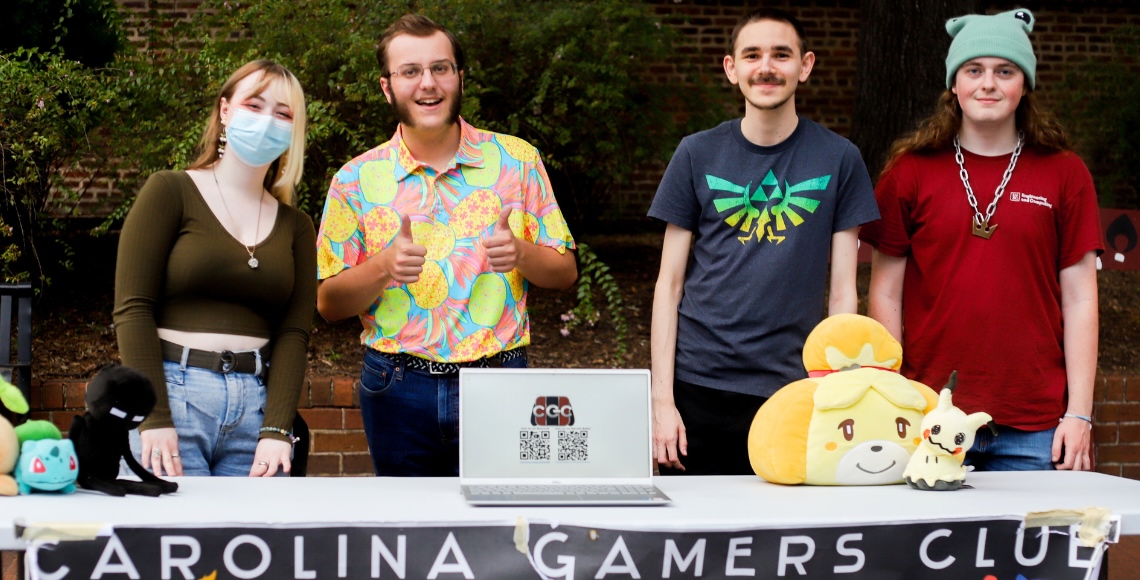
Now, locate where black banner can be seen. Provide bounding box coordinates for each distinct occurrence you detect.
[28,518,1103,579]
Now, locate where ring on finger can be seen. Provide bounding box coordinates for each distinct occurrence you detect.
[257,461,269,466]
[171,454,181,459]
[151,449,162,458]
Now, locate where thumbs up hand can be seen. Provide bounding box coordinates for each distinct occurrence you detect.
[384,215,427,284]
[484,208,520,273]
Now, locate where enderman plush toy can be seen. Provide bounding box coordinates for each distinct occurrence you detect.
[68,364,178,496]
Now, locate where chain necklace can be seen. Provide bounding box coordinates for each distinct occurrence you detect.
[212,167,264,269]
[953,132,1023,240]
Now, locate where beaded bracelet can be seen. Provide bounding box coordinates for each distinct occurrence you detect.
[260,426,300,444]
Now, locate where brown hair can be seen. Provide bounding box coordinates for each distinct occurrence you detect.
[188,59,307,206]
[376,14,465,76]
[881,89,1072,176]
[727,8,808,56]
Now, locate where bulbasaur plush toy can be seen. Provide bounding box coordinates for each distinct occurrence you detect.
[903,371,996,491]
[14,420,78,494]
[748,314,938,485]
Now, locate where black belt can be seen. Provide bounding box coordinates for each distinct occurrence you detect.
[379,348,526,375]
[161,340,270,376]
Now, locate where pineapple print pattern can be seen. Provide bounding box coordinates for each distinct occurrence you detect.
[411,220,456,261]
[541,209,571,243]
[317,237,341,277]
[451,328,502,362]
[321,196,358,243]
[363,206,401,256]
[498,134,539,163]
[450,189,501,239]
[409,261,448,310]
[317,119,575,362]
[509,209,541,242]
[469,273,507,327]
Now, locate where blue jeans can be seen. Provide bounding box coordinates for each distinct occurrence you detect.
[130,360,269,476]
[359,349,527,476]
[965,424,1057,471]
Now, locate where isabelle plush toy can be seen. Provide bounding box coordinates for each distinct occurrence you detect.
[14,420,78,494]
[903,371,996,491]
[0,378,30,496]
[69,364,178,496]
[748,314,938,485]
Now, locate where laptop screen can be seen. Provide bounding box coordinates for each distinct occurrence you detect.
[460,369,652,479]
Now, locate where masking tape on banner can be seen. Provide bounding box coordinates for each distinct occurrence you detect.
[514,516,529,553]
[20,521,109,542]
[1024,507,1117,547]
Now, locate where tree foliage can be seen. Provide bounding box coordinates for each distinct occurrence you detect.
[110,0,718,227]
[3,0,718,288]
[0,0,123,68]
[0,0,123,286]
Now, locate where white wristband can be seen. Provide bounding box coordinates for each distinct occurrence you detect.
[1061,413,1093,429]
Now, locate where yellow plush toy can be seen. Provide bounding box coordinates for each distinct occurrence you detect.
[903,371,996,491]
[748,314,938,485]
[0,378,30,496]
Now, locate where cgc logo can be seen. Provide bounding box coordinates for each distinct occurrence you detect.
[531,396,575,426]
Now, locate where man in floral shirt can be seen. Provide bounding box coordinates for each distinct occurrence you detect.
[316,14,577,476]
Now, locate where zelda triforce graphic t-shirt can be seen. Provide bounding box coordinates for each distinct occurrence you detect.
[649,117,878,397]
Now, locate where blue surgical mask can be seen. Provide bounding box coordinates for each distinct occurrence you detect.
[225,108,293,167]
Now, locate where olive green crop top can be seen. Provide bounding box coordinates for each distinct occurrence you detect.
[113,170,317,439]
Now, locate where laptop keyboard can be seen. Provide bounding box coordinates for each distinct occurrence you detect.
[468,484,658,496]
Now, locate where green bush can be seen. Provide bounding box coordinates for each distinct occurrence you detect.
[560,243,628,364]
[1056,25,1140,210]
[0,49,120,284]
[0,0,123,286]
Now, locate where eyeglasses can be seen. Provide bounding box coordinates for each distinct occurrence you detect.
[388,61,459,83]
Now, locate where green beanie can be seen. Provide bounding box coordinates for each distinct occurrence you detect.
[945,9,1036,89]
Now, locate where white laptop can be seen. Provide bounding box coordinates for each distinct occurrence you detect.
[459,368,671,506]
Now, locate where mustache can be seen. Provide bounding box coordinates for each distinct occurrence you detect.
[748,75,786,86]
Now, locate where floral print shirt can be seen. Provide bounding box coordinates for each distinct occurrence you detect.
[317,118,575,362]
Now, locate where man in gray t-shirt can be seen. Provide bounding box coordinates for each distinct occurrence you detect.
[648,8,878,475]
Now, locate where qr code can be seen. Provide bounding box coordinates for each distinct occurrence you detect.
[557,429,589,461]
[519,429,550,461]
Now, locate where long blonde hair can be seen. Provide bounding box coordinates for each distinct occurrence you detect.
[881,89,1072,177]
[188,60,307,206]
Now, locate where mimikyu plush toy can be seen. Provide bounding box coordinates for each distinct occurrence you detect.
[904,371,997,491]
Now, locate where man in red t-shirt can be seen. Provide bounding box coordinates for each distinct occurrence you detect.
[860,9,1102,471]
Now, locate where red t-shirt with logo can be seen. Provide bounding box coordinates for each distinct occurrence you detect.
[860,146,1103,430]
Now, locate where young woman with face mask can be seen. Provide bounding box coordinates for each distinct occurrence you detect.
[114,60,316,477]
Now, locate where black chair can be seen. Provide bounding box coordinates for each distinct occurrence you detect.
[0,282,32,405]
[291,413,310,477]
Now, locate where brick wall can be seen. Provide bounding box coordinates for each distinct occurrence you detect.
[16,372,1140,477]
[1094,374,1140,479]
[617,0,1140,219]
[118,0,204,46]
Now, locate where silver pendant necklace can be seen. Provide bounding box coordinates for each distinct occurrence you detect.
[212,167,264,269]
[953,132,1023,240]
